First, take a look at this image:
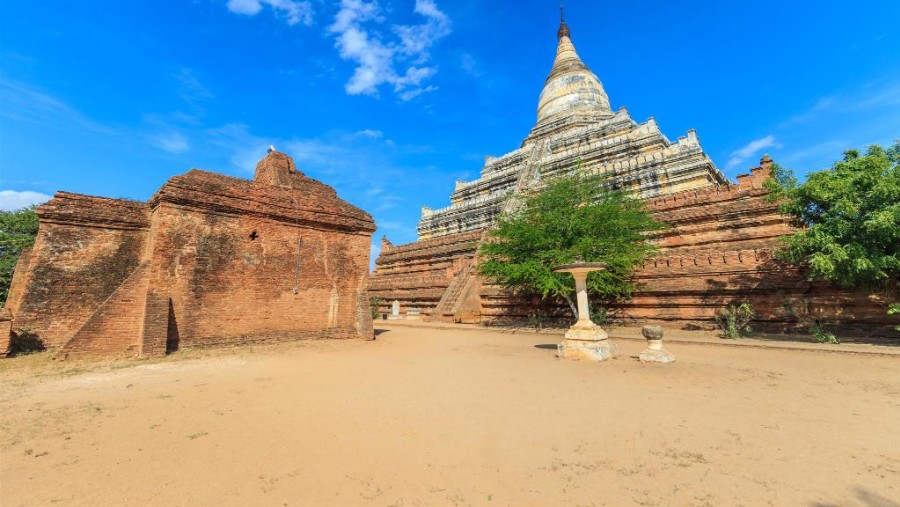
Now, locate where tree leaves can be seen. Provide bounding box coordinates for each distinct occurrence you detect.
[0,206,39,303]
[770,141,900,296]
[478,170,664,315]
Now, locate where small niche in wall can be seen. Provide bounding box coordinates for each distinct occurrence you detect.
[249,230,259,241]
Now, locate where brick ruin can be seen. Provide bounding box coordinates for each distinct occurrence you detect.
[3,151,376,358]
[369,16,897,336]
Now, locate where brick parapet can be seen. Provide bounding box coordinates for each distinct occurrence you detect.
[37,192,150,230]
[150,169,375,234]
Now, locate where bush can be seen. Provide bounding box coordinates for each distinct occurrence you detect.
[368,296,382,320]
[714,303,754,339]
[527,310,547,330]
[810,322,839,344]
[589,303,610,326]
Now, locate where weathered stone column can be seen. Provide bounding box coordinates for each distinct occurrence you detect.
[553,263,616,361]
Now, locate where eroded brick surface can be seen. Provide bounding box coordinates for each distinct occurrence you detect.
[5,151,376,359]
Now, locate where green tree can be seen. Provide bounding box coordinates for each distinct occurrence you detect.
[766,142,900,328]
[0,206,40,304]
[478,171,664,318]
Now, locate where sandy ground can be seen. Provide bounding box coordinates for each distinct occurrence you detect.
[1,326,899,507]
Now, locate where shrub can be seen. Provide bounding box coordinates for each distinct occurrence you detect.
[810,322,839,344]
[589,303,610,326]
[714,303,754,339]
[368,296,382,320]
[527,310,546,330]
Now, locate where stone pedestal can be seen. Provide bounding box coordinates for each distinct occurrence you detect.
[639,325,675,363]
[553,262,617,362]
[387,300,402,320]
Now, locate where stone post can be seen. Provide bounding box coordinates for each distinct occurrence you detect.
[388,300,402,320]
[553,263,616,362]
[639,325,675,363]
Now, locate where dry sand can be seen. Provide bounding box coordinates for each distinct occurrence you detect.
[1,325,899,507]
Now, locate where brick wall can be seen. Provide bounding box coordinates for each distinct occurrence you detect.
[368,229,483,318]
[7,194,149,348]
[373,162,898,336]
[5,151,376,359]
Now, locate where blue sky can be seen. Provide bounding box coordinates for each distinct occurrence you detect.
[2,0,899,262]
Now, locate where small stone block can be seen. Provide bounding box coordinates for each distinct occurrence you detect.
[641,325,664,340]
[558,339,617,362]
[639,348,675,363]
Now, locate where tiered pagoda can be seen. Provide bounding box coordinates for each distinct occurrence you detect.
[417,11,728,239]
[369,11,893,335]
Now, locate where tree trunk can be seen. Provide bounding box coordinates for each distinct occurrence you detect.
[563,293,578,321]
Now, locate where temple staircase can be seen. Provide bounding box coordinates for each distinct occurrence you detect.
[433,265,480,323]
[501,139,547,215]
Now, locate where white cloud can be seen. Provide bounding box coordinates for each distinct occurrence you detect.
[151,131,190,154]
[0,79,118,135]
[206,123,273,171]
[725,135,780,170]
[177,68,213,106]
[398,84,437,101]
[355,129,383,139]
[226,0,313,26]
[0,190,52,211]
[329,0,451,99]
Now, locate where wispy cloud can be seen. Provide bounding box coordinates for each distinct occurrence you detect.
[150,131,190,154]
[725,135,780,170]
[782,79,900,126]
[0,79,118,135]
[226,0,314,26]
[355,128,383,139]
[177,67,213,107]
[777,140,847,169]
[329,0,451,100]
[459,52,482,78]
[0,190,52,211]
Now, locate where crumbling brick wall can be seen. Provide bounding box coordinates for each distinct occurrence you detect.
[4,151,376,359]
[4,194,149,348]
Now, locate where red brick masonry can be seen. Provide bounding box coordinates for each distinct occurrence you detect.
[371,160,898,336]
[3,151,376,359]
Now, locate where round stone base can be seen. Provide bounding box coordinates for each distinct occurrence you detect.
[639,347,675,363]
[557,339,618,362]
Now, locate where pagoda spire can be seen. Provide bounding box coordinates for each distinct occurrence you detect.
[533,4,613,126]
[557,3,571,40]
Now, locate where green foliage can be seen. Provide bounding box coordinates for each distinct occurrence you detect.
[809,322,839,344]
[369,296,383,320]
[0,206,40,304]
[714,302,754,339]
[526,309,547,330]
[768,142,900,292]
[589,303,610,326]
[889,303,900,332]
[478,171,664,318]
[767,142,900,330]
[763,162,798,193]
